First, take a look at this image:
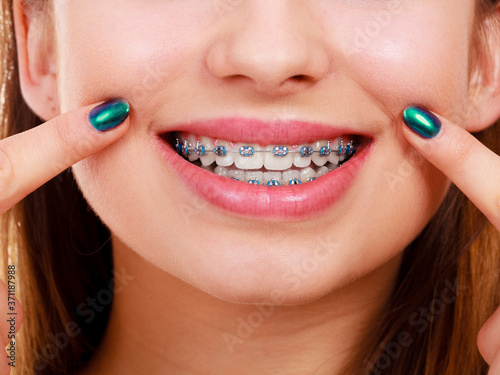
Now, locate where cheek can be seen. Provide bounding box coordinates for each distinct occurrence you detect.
[318,1,473,123]
[54,1,215,113]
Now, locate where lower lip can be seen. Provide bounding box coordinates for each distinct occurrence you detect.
[153,135,372,220]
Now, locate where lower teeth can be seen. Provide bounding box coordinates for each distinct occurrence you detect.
[199,161,342,186]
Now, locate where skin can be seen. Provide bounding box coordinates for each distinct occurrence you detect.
[0,0,498,373]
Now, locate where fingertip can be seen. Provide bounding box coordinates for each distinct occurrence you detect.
[402,105,442,140]
[87,98,131,133]
[477,307,500,365]
[478,321,490,363]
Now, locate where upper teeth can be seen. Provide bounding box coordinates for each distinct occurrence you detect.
[174,133,357,171]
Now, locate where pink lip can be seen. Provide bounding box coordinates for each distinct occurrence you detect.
[155,117,371,145]
[152,117,373,220]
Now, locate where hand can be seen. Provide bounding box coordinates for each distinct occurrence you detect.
[401,105,500,374]
[0,99,130,215]
[0,98,130,373]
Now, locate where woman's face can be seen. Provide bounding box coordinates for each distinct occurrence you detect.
[55,0,475,304]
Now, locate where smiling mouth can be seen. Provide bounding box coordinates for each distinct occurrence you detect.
[162,131,365,186]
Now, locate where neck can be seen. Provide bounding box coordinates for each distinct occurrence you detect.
[79,236,402,375]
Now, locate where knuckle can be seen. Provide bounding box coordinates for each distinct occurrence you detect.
[54,115,82,162]
[477,308,500,365]
[477,323,489,357]
[451,133,476,172]
[55,116,98,165]
[55,116,75,156]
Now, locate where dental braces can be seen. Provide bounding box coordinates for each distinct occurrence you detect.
[214,171,323,186]
[247,177,315,186]
[175,138,358,158]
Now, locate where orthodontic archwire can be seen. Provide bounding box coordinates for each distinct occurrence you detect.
[175,138,358,159]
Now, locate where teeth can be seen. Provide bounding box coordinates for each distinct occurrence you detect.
[327,163,339,172]
[264,171,282,186]
[245,171,264,185]
[328,151,340,165]
[214,140,234,167]
[228,169,246,181]
[327,138,341,165]
[338,140,346,163]
[210,166,328,185]
[316,166,329,178]
[311,140,330,167]
[300,167,317,182]
[264,145,293,170]
[172,133,360,185]
[293,145,313,168]
[234,143,264,170]
[214,166,229,177]
[199,137,215,166]
[201,164,214,172]
[187,135,199,162]
[282,170,301,185]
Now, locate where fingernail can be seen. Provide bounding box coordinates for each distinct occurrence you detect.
[88,99,130,132]
[402,106,441,139]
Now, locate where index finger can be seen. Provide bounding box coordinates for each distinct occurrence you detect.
[478,306,500,368]
[0,99,130,214]
[401,106,500,229]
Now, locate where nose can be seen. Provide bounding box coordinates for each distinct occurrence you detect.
[206,0,330,96]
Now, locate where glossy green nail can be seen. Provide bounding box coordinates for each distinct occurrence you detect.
[402,106,441,139]
[88,99,130,132]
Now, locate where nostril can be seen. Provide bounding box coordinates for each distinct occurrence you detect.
[292,75,307,81]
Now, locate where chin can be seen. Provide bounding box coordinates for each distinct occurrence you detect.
[196,275,338,306]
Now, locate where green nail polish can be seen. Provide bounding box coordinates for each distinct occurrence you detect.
[402,106,441,139]
[88,99,130,132]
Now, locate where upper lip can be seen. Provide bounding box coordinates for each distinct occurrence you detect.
[155,117,372,145]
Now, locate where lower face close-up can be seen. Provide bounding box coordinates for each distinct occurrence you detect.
[47,0,474,306]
